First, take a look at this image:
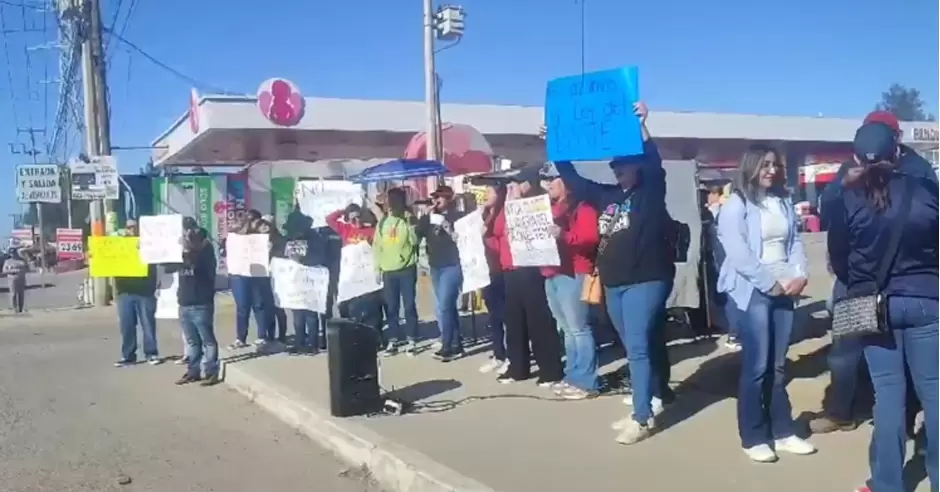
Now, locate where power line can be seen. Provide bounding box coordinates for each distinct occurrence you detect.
[104,28,239,95]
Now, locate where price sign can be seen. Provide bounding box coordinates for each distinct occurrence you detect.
[55,228,84,261]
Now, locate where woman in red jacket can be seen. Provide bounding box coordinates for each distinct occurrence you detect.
[485,168,564,386]
[479,183,509,374]
[543,176,600,399]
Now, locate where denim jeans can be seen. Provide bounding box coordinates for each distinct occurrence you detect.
[292,309,319,349]
[724,299,741,339]
[250,277,276,341]
[230,275,252,343]
[382,266,419,343]
[605,280,672,423]
[735,291,796,448]
[117,293,158,361]
[179,304,219,378]
[431,264,463,352]
[864,296,938,492]
[482,272,507,361]
[546,274,597,391]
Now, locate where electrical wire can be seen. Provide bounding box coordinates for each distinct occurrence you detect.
[104,28,240,95]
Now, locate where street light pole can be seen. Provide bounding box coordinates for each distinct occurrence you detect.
[422,0,441,162]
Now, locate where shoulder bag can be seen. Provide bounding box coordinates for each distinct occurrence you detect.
[830,176,916,340]
[581,203,624,305]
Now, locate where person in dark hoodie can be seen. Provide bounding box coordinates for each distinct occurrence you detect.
[168,227,219,386]
[113,219,161,367]
[485,165,564,387]
[275,209,328,354]
[827,121,938,492]
[553,101,676,445]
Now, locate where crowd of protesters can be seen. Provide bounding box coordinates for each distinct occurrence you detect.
[108,105,936,492]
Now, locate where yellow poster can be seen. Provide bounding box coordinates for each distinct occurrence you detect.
[89,236,148,278]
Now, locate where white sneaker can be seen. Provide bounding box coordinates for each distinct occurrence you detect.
[773,436,816,455]
[744,444,778,462]
[147,356,163,366]
[404,341,418,356]
[614,418,654,445]
[496,360,510,375]
[478,358,504,373]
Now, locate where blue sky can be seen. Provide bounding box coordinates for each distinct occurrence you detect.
[1,0,938,234]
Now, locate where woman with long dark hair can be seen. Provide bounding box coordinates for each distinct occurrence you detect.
[828,122,938,492]
[716,144,814,462]
[478,183,510,374]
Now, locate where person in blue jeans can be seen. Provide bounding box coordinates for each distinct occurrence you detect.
[278,210,328,355]
[373,188,420,355]
[716,144,815,462]
[169,227,220,386]
[828,121,938,492]
[415,185,465,362]
[226,209,265,350]
[113,219,161,367]
[552,102,675,444]
[544,176,600,400]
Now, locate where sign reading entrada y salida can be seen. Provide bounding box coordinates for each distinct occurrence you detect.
[16,164,62,204]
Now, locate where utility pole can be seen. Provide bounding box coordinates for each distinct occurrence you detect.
[422,0,441,162]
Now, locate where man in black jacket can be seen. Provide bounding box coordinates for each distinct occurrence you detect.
[169,227,219,386]
[114,219,161,367]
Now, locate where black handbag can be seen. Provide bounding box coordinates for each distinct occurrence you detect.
[830,176,916,340]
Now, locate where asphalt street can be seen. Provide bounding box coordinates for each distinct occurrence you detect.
[0,269,86,312]
[0,309,383,492]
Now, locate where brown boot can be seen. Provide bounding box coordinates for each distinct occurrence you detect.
[809,415,857,434]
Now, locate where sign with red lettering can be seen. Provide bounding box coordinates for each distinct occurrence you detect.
[56,228,84,261]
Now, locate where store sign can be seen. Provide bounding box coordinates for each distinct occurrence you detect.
[911,126,939,143]
[257,78,305,127]
[16,164,61,204]
[70,155,118,200]
[56,228,84,261]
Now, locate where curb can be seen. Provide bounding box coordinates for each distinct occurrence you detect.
[223,362,498,492]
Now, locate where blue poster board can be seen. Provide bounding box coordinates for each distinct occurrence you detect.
[545,66,642,162]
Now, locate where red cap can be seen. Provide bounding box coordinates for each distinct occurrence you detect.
[864,110,901,134]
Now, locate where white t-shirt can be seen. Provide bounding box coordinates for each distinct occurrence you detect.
[758,195,794,282]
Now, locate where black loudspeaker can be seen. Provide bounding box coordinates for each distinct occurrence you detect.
[326,318,382,417]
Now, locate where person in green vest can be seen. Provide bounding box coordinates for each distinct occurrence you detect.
[372,187,419,356]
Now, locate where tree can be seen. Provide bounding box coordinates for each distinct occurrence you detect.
[876,84,936,121]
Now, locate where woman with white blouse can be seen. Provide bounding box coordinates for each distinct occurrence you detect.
[716,144,816,463]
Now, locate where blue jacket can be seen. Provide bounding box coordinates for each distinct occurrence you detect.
[827,171,938,301]
[715,192,806,310]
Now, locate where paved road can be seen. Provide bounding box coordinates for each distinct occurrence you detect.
[0,309,383,492]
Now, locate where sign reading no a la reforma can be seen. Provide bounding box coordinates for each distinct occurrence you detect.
[16,164,61,204]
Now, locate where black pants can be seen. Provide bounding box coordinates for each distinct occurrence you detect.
[504,268,563,382]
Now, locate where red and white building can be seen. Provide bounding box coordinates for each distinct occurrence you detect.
[152,87,939,213]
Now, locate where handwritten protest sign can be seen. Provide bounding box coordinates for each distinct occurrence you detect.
[270,257,330,313]
[155,269,179,319]
[454,210,490,293]
[89,236,148,277]
[337,242,383,303]
[504,194,560,267]
[226,233,270,277]
[139,214,183,264]
[545,66,642,162]
[296,180,362,228]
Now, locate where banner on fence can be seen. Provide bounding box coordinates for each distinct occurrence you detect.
[89,236,148,278]
[337,242,382,302]
[226,233,270,277]
[55,228,84,261]
[454,210,490,293]
[270,258,330,312]
[139,214,184,264]
[504,194,560,267]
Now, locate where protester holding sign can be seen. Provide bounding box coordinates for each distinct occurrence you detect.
[485,166,563,386]
[113,219,161,368]
[552,102,675,445]
[167,228,220,386]
[416,186,466,362]
[226,209,264,350]
[274,210,330,354]
[542,177,601,400]
[327,205,385,346]
[372,188,420,356]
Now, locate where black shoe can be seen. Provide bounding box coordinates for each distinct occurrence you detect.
[497,373,522,384]
[432,349,446,360]
[174,373,201,385]
[441,349,465,362]
[200,374,221,387]
[114,358,136,368]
